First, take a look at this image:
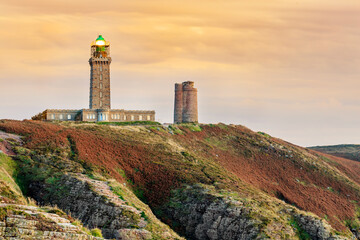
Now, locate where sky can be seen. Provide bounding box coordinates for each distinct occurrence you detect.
[0,0,360,147]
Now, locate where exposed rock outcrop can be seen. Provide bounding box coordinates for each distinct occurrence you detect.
[163,185,262,240]
[0,204,101,240]
[162,185,349,240]
[29,174,151,239]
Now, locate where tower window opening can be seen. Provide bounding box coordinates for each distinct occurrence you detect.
[100,92,103,98]
[100,101,103,107]
[100,65,102,71]
[100,83,103,89]
[100,74,103,80]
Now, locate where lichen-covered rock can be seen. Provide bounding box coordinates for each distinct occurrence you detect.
[115,229,152,240]
[29,174,148,239]
[163,185,351,240]
[163,185,262,240]
[0,204,101,240]
[293,214,348,240]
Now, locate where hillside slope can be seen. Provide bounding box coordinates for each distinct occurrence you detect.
[0,120,360,239]
[309,145,360,162]
[0,152,104,239]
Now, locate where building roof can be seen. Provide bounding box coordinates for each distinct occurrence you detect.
[96,35,105,41]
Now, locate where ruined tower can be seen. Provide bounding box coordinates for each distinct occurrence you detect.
[174,81,198,123]
[89,35,111,109]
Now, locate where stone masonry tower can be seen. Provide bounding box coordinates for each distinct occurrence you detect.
[89,35,112,109]
[174,81,198,123]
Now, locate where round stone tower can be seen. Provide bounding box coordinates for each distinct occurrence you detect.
[174,81,198,123]
[174,83,183,123]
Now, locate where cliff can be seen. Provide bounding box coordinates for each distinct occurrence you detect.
[0,120,360,239]
[309,145,360,162]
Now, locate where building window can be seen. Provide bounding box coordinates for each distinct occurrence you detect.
[59,114,63,120]
[100,92,103,98]
[139,115,143,121]
[100,83,103,89]
[124,115,127,121]
[67,114,71,120]
[51,114,55,120]
[100,101,103,107]
[100,74,103,80]
[147,115,151,121]
[92,114,95,119]
[131,115,134,121]
[100,65,102,71]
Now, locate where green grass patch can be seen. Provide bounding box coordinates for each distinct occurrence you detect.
[258,132,271,138]
[344,219,360,231]
[90,228,103,237]
[289,217,311,240]
[181,123,202,132]
[168,125,183,135]
[0,153,25,202]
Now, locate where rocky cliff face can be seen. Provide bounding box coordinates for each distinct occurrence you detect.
[29,174,153,239]
[1,120,360,239]
[0,203,101,240]
[0,129,182,240]
[162,185,348,240]
[163,185,262,240]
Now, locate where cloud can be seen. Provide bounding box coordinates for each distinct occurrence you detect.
[0,0,360,146]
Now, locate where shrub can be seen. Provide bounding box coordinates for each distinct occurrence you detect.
[183,124,201,132]
[257,132,271,138]
[90,228,103,237]
[289,217,311,240]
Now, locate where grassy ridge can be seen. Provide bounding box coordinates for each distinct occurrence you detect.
[1,120,360,235]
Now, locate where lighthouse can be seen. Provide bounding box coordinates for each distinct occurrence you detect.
[89,35,112,110]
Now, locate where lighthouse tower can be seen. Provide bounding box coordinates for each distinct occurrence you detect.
[89,35,112,109]
[37,35,155,123]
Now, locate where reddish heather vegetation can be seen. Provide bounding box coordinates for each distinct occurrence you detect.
[0,120,207,205]
[170,125,360,230]
[1,120,360,231]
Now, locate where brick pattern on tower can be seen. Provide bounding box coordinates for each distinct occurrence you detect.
[89,39,111,109]
[174,81,198,123]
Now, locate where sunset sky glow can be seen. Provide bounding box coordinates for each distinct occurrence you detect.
[1,0,360,146]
